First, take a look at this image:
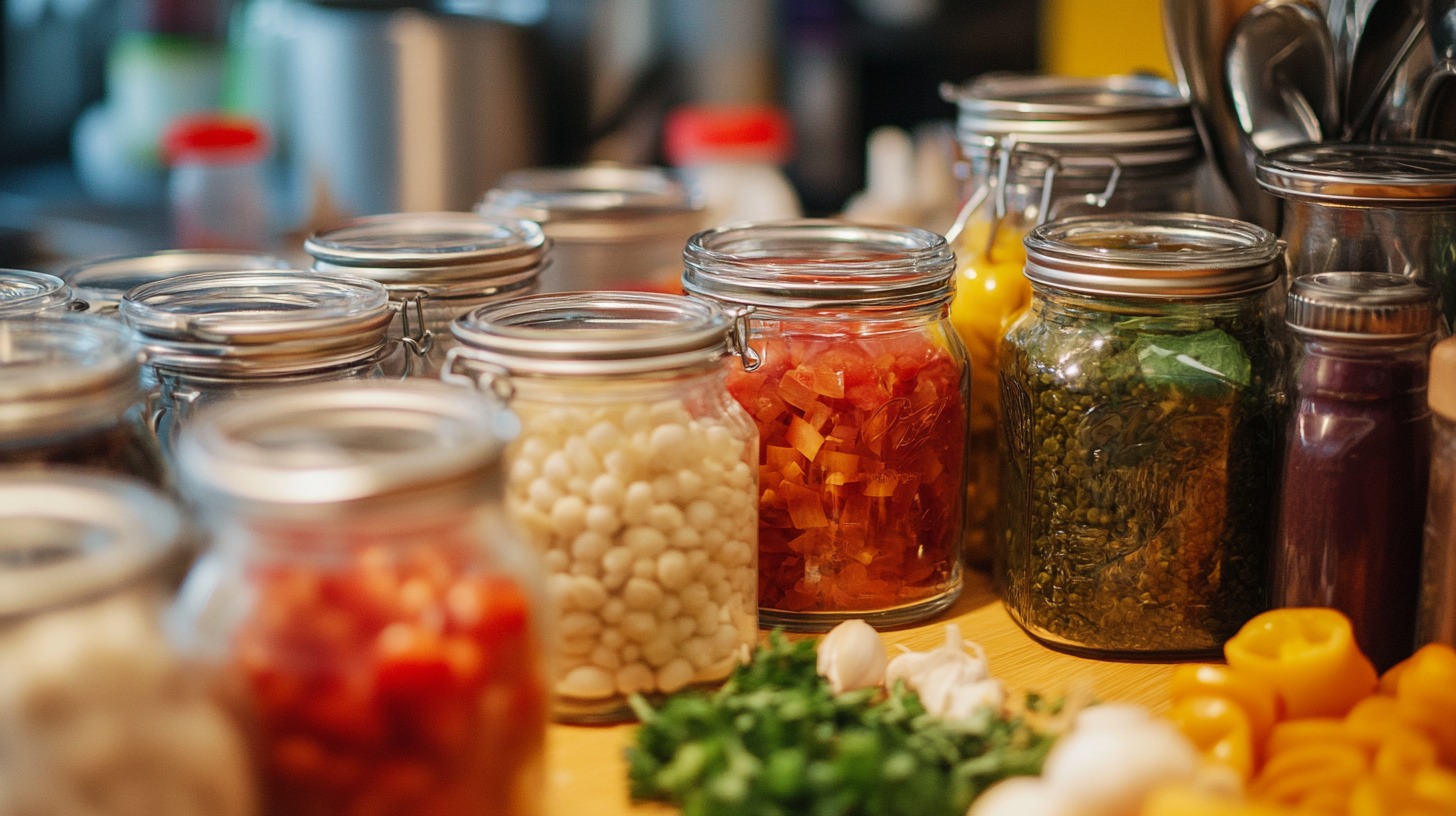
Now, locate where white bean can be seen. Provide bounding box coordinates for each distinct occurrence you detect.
[557,666,615,700]
[615,663,654,696]
[656,658,695,694]
[622,578,664,611]
[656,550,690,590]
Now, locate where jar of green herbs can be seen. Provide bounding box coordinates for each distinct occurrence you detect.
[998,213,1281,659]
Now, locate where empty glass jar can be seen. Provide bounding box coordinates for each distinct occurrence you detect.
[62,249,290,316]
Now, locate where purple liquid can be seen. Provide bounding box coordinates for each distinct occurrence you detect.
[1273,349,1430,672]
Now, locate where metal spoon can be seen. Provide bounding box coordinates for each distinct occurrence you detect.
[1225,0,1341,153]
[1343,0,1428,139]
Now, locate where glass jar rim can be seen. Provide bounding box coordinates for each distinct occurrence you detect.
[1256,141,1456,204]
[305,212,549,285]
[1024,213,1280,298]
[0,269,73,317]
[0,315,143,440]
[450,291,735,378]
[682,219,956,310]
[1287,271,1440,340]
[62,249,291,314]
[176,380,517,509]
[0,472,180,619]
[477,163,704,241]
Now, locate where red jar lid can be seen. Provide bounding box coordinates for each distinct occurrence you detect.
[663,105,792,165]
[163,115,268,164]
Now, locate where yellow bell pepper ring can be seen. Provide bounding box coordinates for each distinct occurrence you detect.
[1166,695,1257,781]
[1170,664,1282,754]
[1223,608,1378,719]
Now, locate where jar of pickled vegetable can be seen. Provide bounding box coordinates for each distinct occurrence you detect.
[445,292,758,721]
[0,269,78,317]
[62,249,290,316]
[683,220,968,630]
[0,471,255,816]
[0,315,168,487]
[1000,213,1281,658]
[120,269,396,458]
[305,212,548,377]
[171,381,548,816]
[940,74,1201,565]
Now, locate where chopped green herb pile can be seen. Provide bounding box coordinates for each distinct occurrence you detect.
[626,632,1058,816]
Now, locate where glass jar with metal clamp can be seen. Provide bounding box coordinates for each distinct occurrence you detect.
[61,249,290,316]
[939,73,1202,567]
[305,212,549,377]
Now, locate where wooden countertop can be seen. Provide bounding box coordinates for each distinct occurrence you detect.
[544,570,1181,815]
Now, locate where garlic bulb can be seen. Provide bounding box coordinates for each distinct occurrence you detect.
[884,624,999,717]
[816,619,887,694]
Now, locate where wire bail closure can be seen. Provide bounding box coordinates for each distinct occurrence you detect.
[441,348,515,405]
[726,304,761,372]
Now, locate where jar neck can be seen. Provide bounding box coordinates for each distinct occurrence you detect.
[491,363,734,406]
[1293,334,1434,401]
[1031,282,1269,323]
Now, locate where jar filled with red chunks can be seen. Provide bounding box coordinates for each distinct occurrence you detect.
[171,381,548,816]
[683,220,969,630]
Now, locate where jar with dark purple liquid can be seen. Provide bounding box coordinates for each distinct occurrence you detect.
[1273,272,1440,671]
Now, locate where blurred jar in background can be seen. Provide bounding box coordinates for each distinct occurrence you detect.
[0,471,255,816]
[663,105,802,228]
[163,115,271,252]
[171,381,548,816]
[0,270,78,318]
[940,73,1200,566]
[477,164,704,294]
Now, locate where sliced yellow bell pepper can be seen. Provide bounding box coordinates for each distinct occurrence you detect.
[1167,695,1257,781]
[1170,664,1282,755]
[1140,785,1299,816]
[1223,608,1378,719]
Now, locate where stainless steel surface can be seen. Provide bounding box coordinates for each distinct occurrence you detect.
[1225,0,1340,153]
[1343,0,1428,139]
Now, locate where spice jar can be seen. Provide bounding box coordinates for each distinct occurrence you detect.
[445,292,758,722]
[1421,337,1456,648]
[1000,213,1281,658]
[305,212,548,377]
[62,249,290,315]
[0,471,255,816]
[476,163,704,294]
[120,269,396,458]
[0,269,77,317]
[0,315,167,487]
[683,220,969,630]
[940,74,1201,565]
[1273,272,1440,672]
[1255,142,1456,317]
[171,381,548,816]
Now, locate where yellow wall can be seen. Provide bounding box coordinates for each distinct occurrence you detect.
[1041,0,1173,79]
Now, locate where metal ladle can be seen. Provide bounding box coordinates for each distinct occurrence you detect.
[1225,0,1341,154]
[1343,0,1428,139]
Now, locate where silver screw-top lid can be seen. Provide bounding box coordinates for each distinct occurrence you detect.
[0,269,74,317]
[450,291,734,378]
[1256,142,1456,205]
[62,250,291,315]
[0,315,144,442]
[477,164,704,242]
[0,471,181,618]
[1023,213,1281,299]
[1286,272,1440,340]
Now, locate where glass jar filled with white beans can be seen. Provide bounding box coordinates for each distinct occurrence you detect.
[446,292,759,722]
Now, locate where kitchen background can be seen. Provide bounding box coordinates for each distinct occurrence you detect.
[0,0,1169,269]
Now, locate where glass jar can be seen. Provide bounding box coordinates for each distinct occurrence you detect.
[1421,337,1456,648]
[1255,142,1456,318]
[62,249,291,316]
[0,471,255,816]
[0,269,77,317]
[305,212,548,377]
[477,163,705,294]
[1273,272,1440,671]
[1000,213,1282,658]
[171,381,547,816]
[0,315,167,487]
[683,220,968,630]
[940,74,1201,566]
[120,269,396,457]
[446,291,758,721]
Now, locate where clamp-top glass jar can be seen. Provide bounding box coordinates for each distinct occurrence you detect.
[305,212,548,377]
[171,381,548,816]
[120,269,396,456]
[684,220,968,630]
[940,74,1202,565]
[62,249,290,316]
[0,315,167,487]
[446,292,758,722]
[477,164,704,294]
[0,471,255,816]
[0,269,77,317]
[1000,213,1282,658]
[1256,142,1456,317]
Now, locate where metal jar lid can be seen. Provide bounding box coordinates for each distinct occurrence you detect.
[682,219,956,311]
[175,380,515,511]
[477,164,705,243]
[941,73,1200,171]
[120,269,394,377]
[0,316,144,442]
[0,269,75,317]
[1255,142,1456,205]
[448,291,738,380]
[1286,272,1440,340]
[62,250,291,315]
[305,212,548,296]
[0,471,181,618]
[1024,213,1281,299]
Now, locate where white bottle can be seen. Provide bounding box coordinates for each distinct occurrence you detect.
[663,104,802,227]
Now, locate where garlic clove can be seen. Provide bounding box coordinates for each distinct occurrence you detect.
[885,623,992,697]
[816,619,887,694]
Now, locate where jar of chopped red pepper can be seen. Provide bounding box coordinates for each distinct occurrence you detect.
[170,381,548,816]
[683,220,968,630]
